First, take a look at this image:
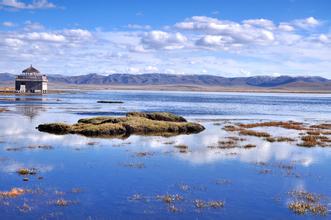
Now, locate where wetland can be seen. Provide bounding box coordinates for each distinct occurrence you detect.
[0,90,331,219]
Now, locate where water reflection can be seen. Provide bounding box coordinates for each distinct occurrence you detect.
[15,104,46,119]
[1,115,331,169]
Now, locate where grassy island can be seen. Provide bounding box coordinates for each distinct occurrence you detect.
[37,112,205,137]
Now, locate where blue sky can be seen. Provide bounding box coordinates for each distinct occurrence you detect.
[0,0,331,77]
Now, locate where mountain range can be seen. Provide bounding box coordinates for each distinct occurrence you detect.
[1,73,330,90]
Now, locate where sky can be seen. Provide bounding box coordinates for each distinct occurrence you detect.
[0,0,331,77]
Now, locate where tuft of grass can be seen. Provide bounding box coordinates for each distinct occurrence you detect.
[239,121,305,130]
[217,140,237,148]
[288,190,328,216]
[223,125,239,132]
[0,108,9,113]
[0,188,27,198]
[127,112,187,122]
[17,168,37,176]
[208,201,224,208]
[244,144,256,149]
[38,112,204,137]
[157,194,184,204]
[174,144,188,149]
[265,137,295,142]
[298,135,331,147]
[239,129,271,138]
[307,130,321,136]
[310,123,331,130]
[193,199,225,209]
[55,199,69,206]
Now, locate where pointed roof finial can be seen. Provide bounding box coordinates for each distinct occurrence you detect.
[22,65,40,74]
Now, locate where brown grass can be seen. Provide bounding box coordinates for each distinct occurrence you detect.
[239,129,271,137]
[157,194,184,204]
[307,130,321,135]
[0,188,27,198]
[174,144,188,150]
[223,125,239,132]
[174,144,189,153]
[298,135,331,147]
[310,123,331,130]
[288,190,328,216]
[0,108,9,113]
[244,144,256,149]
[265,137,295,142]
[217,140,237,148]
[239,121,305,130]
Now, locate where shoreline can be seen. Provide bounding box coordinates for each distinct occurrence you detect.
[1,83,331,95]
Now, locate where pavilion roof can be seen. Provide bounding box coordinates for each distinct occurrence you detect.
[22,65,40,74]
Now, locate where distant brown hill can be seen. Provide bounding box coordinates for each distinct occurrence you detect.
[0,73,330,90]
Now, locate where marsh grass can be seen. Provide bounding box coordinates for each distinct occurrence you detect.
[310,124,331,130]
[244,144,256,149]
[239,129,271,137]
[38,112,204,137]
[288,191,328,216]
[174,144,189,153]
[0,108,9,113]
[0,188,28,198]
[265,137,295,142]
[122,163,145,169]
[222,120,331,148]
[239,121,305,130]
[17,168,37,176]
[194,199,224,209]
[134,152,155,157]
[298,135,331,147]
[157,194,184,204]
[6,145,53,151]
[223,125,238,132]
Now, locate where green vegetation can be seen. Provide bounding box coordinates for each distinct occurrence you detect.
[127,112,187,122]
[37,112,204,137]
[17,168,37,176]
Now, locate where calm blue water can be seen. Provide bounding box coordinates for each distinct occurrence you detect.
[0,90,331,219]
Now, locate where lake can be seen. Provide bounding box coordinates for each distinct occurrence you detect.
[0,90,331,219]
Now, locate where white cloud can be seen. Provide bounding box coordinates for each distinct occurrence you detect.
[23,32,66,42]
[4,38,24,47]
[24,21,44,31]
[127,24,151,30]
[144,65,159,72]
[63,29,92,40]
[175,16,275,47]
[0,0,56,10]
[293,17,320,29]
[141,30,187,50]
[318,34,329,43]
[243,18,275,29]
[135,11,143,16]
[128,44,148,53]
[2,21,15,27]
[196,35,233,49]
[278,23,295,32]
[0,15,331,78]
